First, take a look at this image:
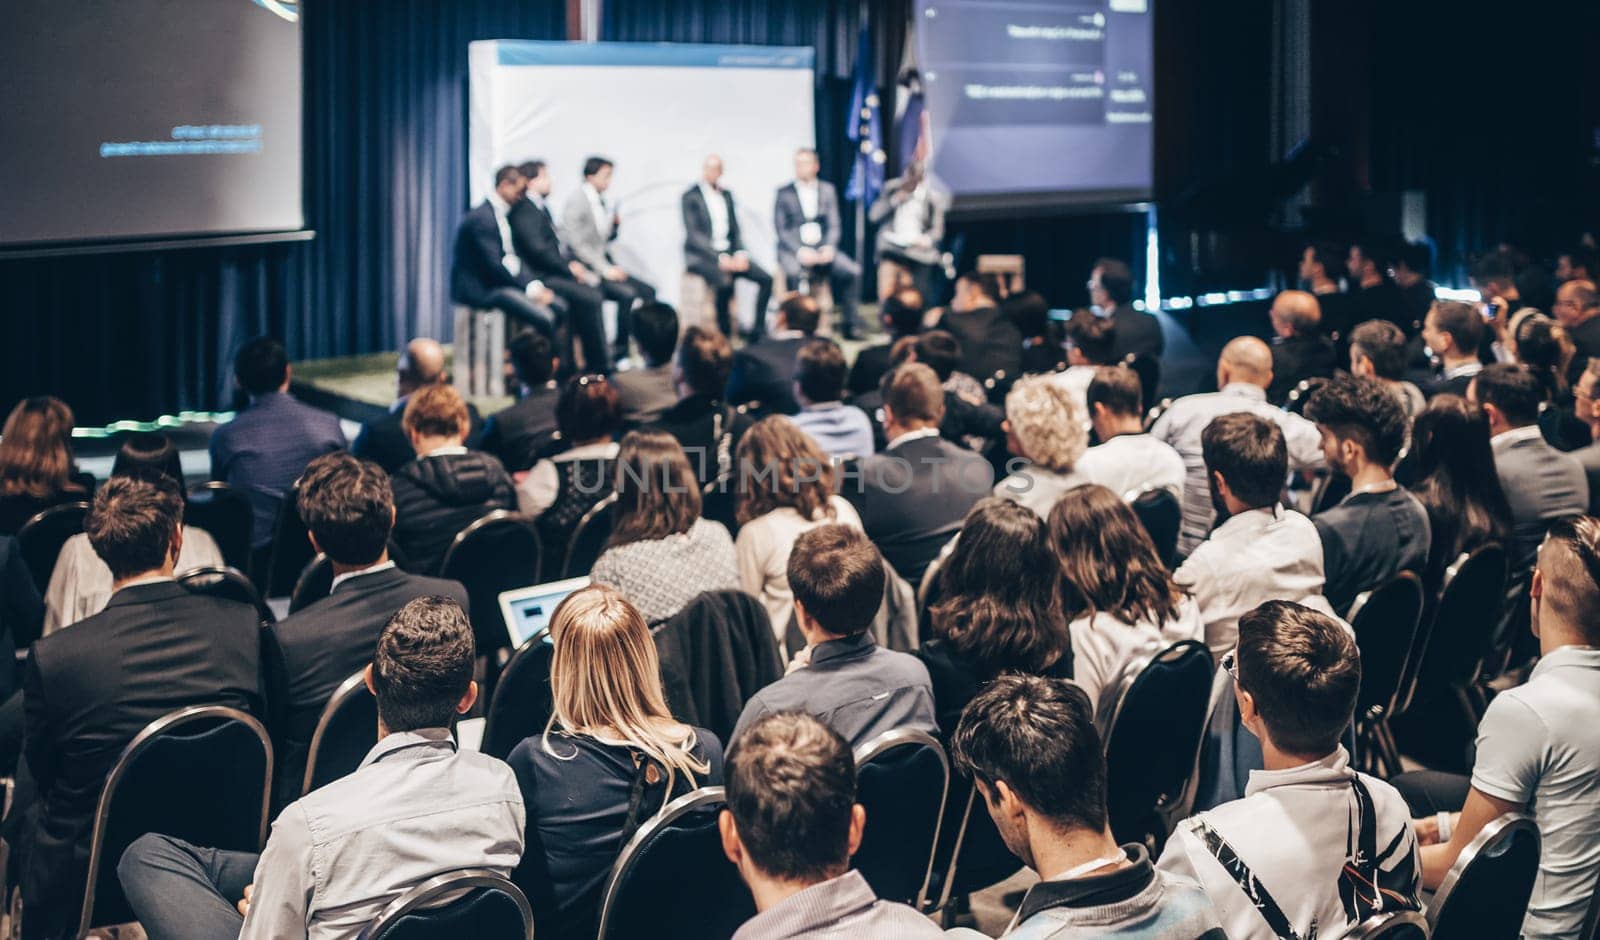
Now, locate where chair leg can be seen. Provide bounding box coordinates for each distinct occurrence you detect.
[1376,721,1403,778]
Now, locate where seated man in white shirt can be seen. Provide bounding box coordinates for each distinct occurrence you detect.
[1076,365,1185,502]
[1173,413,1336,657]
[1400,515,1600,939]
[118,596,526,940]
[1158,601,1421,940]
[1048,308,1118,412]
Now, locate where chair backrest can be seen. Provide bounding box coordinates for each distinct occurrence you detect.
[1403,544,1508,715]
[1103,640,1215,846]
[1428,812,1540,938]
[303,669,378,795]
[597,787,754,940]
[439,511,543,656]
[481,632,555,761]
[357,869,534,940]
[81,705,272,935]
[1343,910,1430,940]
[17,500,90,592]
[1120,353,1161,410]
[1285,376,1329,415]
[1348,571,1425,720]
[185,481,255,572]
[289,553,336,614]
[1127,486,1181,569]
[851,729,949,907]
[931,779,1022,907]
[1143,397,1173,431]
[915,533,958,643]
[179,565,275,624]
[562,493,617,579]
[653,590,782,743]
[263,482,315,597]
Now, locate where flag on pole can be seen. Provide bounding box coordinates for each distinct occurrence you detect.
[844,22,884,206]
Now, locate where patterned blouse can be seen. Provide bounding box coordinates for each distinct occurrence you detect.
[588,517,740,625]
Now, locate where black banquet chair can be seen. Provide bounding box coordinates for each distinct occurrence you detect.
[480,631,555,761]
[850,729,949,907]
[439,511,543,659]
[357,869,534,940]
[289,553,336,614]
[17,500,91,593]
[1346,572,1425,777]
[302,669,378,796]
[79,705,272,937]
[184,481,255,573]
[596,787,754,940]
[1103,640,1214,848]
[261,482,315,599]
[1427,812,1540,940]
[179,566,275,625]
[1344,910,1430,940]
[1399,544,1508,727]
[1127,486,1181,569]
[561,493,617,580]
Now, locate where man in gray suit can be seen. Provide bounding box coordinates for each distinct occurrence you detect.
[559,156,656,365]
[775,148,861,338]
[868,161,949,303]
[1472,363,1590,568]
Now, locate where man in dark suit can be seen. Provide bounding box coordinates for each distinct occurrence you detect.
[1554,279,1600,385]
[15,476,261,939]
[775,148,861,337]
[1421,300,1485,398]
[847,288,923,398]
[479,330,562,473]
[936,271,1022,381]
[208,336,347,548]
[726,294,819,417]
[510,159,610,374]
[848,363,993,584]
[1092,258,1164,362]
[351,339,484,474]
[1266,290,1338,405]
[449,164,563,337]
[1345,240,1409,334]
[268,453,468,803]
[683,155,773,341]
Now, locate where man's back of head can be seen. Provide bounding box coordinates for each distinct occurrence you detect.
[1093,258,1135,307]
[1303,374,1409,469]
[1270,291,1322,338]
[1472,362,1542,430]
[398,339,446,397]
[1065,309,1116,366]
[1003,290,1050,341]
[1349,319,1409,381]
[1217,336,1273,389]
[795,339,848,407]
[1235,600,1360,760]
[881,289,925,339]
[1086,365,1144,420]
[787,524,886,638]
[632,302,680,368]
[370,595,476,733]
[234,337,289,397]
[297,452,394,568]
[402,384,470,443]
[1201,412,1288,514]
[508,329,556,390]
[882,362,945,430]
[677,325,734,399]
[1427,300,1486,359]
[913,330,962,383]
[779,294,822,336]
[1535,515,1600,648]
[85,475,184,582]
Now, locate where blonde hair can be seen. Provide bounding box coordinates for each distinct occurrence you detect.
[1006,377,1087,472]
[402,383,469,439]
[543,584,710,787]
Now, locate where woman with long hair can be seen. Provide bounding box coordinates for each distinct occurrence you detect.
[1047,484,1203,730]
[0,396,91,534]
[507,584,721,939]
[733,416,862,637]
[1508,311,1590,450]
[1408,395,1515,590]
[588,430,738,624]
[517,374,622,553]
[918,497,1069,732]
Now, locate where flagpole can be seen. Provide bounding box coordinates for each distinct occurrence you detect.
[853,0,869,315]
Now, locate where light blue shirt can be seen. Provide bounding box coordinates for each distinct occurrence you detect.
[790,403,876,460]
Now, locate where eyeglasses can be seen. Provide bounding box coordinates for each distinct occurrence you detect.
[1223,650,1240,685]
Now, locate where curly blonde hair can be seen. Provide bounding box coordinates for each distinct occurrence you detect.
[1005,377,1087,472]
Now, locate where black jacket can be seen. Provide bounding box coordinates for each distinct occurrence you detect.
[849,434,993,584]
[847,341,895,398]
[479,387,561,473]
[653,590,782,744]
[390,451,517,575]
[939,307,1022,381]
[1106,303,1166,362]
[726,336,806,416]
[351,401,485,475]
[508,196,569,280]
[18,581,261,938]
[450,201,532,308]
[1268,334,1339,405]
[681,185,744,271]
[0,536,42,697]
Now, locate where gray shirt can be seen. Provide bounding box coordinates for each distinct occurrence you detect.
[731,632,938,749]
[612,363,678,426]
[239,729,525,940]
[731,870,944,939]
[1491,425,1590,568]
[1312,486,1431,616]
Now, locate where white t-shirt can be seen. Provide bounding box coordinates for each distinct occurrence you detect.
[1068,596,1205,734]
[735,495,863,642]
[1077,433,1187,503]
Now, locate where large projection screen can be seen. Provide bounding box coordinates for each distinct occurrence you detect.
[0,0,305,249]
[468,41,816,308]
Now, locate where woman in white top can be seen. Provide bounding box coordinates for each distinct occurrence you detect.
[1048,483,1203,732]
[994,376,1090,518]
[733,416,861,640]
[44,433,224,634]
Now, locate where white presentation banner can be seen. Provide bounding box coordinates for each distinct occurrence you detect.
[469,41,817,309]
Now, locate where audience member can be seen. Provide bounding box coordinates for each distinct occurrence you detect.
[1345,239,1408,329]
[1508,311,1589,450]
[1303,375,1430,614]
[1265,290,1337,405]
[951,675,1225,938]
[611,301,680,426]
[15,476,262,939]
[1174,414,1336,657]
[733,525,935,747]
[910,330,1005,448]
[1158,601,1420,939]
[351,338,483,474]
[791,338,875,459]
[589,430,738,625]
[849,288,924,398]
[1401,516,1600,939]
[726,294,820,416]
[268,452,468,798]
[0,396,93,536]
[1298,242,1342,296]
[1555,245,1598,285]
[735,416,861,637]
[1076,365,1185,501]
[209,337,347,548]
[43,432,224,634]
[1420,301,1485,398]
[994,377,1089,518]
[1049,485,1204,729]
[1349,318,1425,416]
[1390,241,1436,332]
[938,269,1023,381]
[390,383,516,574]
[479,329,562,472]
[722,713,944,938]
[1407,395,1515,590]
[1050,308,1117,410]
[0,534,41,730]
[852,364,993,584]
[1151,337,1323,556]
[518,375,622,554]
[1551,278,1600,378]
[1005,290,1064,376]
[1470,363,1588,568]
[1572,358,1600,511]
[653,325,754,492]
[120,595,524,940]
[508,585,721,939]
[919,499,1070,732]
[1093,258,1164,362]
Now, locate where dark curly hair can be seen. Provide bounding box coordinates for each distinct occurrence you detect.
[1303,374,1409,467]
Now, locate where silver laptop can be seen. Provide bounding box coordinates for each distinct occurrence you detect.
[497,577,588,648]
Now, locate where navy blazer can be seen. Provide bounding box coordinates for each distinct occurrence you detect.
[450,200,534,308]
[682,185,745,271]
[208,391,347,546]
[725,336,807,416]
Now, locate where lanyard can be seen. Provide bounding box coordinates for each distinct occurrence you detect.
[1055,851,1127,881]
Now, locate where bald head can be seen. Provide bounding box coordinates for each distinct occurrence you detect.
[398,338,446,396]
[703,154,724,187]
[1218,336,1274,389]
[1269,290,1321,338]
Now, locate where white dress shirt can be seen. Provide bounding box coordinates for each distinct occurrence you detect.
[795,179,820,221]
[892,184,929,242]
[699,182,731,253]
[1077,432,1187,503]
[487,193,523,279]
[583,182,612,240]
[328,559,398,594]
[1069,597,1205,734]
[43,527,225,635]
